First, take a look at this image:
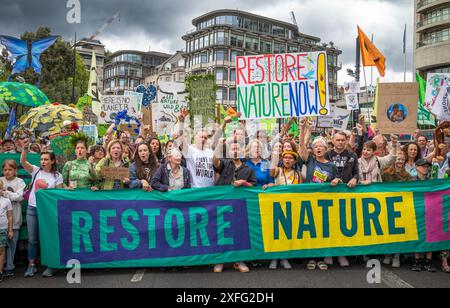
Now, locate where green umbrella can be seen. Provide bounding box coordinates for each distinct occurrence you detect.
[0,82,50,107]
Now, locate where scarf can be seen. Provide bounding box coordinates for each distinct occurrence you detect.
[359,156,381,183]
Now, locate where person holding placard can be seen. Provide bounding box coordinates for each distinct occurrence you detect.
[20,138,63,278]
[63,134,96,190]
[93,140,130,191]
[178,109,215,189]
[129,143,159,191]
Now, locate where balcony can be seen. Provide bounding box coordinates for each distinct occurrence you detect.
[416,13,450,32]
[417,0,448,13]
[416,35,450,48]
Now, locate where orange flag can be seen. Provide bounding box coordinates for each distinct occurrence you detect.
[357,26,386,77]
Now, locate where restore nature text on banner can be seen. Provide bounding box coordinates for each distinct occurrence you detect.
[236,52,330,120]
[36,180,450,269]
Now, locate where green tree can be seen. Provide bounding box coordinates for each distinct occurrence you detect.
[0,27,89,105]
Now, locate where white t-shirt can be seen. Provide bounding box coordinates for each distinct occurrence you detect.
[0,197,12,230]
[186,145,214,188]
[28,166,63,207]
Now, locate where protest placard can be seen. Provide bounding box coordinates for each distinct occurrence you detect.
[186,74,216,127]
[345,93,359,111]
[236,51,330,119]
[332,107,351,131]
[98,95,140,125]
[377,83,418,134]
[425,73,450,121]
[153,82,188,135]
[100,166,130,180]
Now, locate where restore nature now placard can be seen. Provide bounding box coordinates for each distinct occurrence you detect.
[236,51,330,119]
[36,180,450,269]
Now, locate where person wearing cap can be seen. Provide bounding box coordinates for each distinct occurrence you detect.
[264,149,302,270]
[268,150,302,187]
[411,158,438,272]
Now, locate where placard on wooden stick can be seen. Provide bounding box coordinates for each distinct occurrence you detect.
[376,83,418,135]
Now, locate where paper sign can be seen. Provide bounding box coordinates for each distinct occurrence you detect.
[425,73,450,121]
[377,83,418,134]
[346,93,360,111]
[98,96,140,125]
[100,167,130,180]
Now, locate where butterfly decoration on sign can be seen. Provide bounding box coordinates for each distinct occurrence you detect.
[136,84,157,108]
[113,110,142,134]
[0,35,58,80]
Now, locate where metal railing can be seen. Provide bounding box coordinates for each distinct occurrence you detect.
[417,13,450,28]
[418,0,440,10]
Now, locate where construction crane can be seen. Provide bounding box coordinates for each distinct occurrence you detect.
[290,12,298,28]
[89,12,120,40]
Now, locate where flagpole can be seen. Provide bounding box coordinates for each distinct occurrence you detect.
[370,34,374,87]
[403,24,407,82]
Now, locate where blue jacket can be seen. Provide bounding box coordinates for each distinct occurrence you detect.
[150,163,192,192]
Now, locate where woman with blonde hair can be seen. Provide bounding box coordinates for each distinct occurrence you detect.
[93,140,131,191]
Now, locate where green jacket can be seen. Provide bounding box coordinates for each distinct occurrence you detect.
[95,158,130,190]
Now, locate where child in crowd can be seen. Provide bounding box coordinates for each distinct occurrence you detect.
[0,160,26,277]
[0,180,14,282]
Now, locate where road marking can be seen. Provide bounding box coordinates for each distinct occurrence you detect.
[131,270,146,283]
[382,269,414,288]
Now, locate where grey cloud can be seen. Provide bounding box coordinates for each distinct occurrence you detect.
[0,0,414,80]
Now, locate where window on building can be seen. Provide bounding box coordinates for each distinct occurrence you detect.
[215,68,228,81]
[229,88,237,101]
[272,25,285,38]
[245,36,259,51]
[230,69,236,81]
[119,79,126,88]
[200,52,208,64]
[216,88,228,101]
[215,49,228,61]
[274,42,286,54]
[261,40,272,53]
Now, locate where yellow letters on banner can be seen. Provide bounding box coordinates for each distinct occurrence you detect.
[258,192,419,253]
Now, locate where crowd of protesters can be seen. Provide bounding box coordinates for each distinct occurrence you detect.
[0,112,449,281]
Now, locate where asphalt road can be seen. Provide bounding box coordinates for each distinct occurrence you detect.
[1,259,449,289]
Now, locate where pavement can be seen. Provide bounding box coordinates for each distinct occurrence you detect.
[1,258,449,289]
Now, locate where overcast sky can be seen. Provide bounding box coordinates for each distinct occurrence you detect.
[0,0,414,85]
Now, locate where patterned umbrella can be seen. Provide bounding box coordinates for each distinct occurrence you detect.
[0,82,50,107]
[19,103,83,137]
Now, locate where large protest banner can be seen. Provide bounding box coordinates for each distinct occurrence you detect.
[425,73,450,121]
[376,83,418,135]
[153,82,188,135]
[37,180,450,269]
[97,95,140,125]
[236,52,330,120]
